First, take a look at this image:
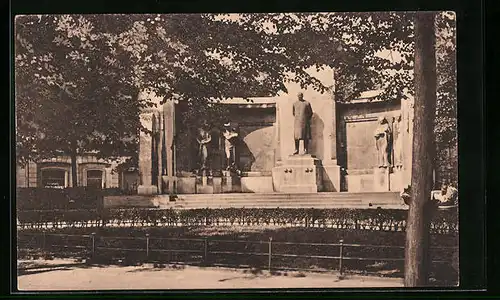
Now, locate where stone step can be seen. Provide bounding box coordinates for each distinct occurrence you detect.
[105,192,399,200]
[162,200,362,207]
[162,204,366,209]
[155,201,364,208]
[159,203,404,210]
[170,197,364,202]
[174,192,398,198]
[104,192,402,209]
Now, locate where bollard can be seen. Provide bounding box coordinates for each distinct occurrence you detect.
[42,232,46,251]
[146,234,150,259]
[339,239,344,276]
[91,233,96,258]
[204,237,208,264]
[268,237,273,272]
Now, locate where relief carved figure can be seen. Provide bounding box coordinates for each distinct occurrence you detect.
[196,123,212,174]
[292,92,313,155]
[392,114,403,168]
[374,116,392,168]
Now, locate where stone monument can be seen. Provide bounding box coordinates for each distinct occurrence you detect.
[135,66,412,195]
[272,92,323,193]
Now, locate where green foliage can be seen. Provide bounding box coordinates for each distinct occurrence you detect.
[434,12,457,185]
[15,15,142,166]
[15,13,456,178]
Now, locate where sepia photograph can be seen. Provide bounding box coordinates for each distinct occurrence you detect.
[15,12,458,291]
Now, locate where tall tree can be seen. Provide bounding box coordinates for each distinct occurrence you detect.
[15,15,144,186]
[435,12,457,186]
[404,12,437,287]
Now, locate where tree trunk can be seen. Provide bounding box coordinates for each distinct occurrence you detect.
[70,146,78,188]
[404,12,437,287]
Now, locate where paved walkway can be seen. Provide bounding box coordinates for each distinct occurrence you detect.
[17,259,403,290]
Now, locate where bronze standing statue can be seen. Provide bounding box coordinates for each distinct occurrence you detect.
[222,122,239,172]
[292,92,313,155]
[196,123,212,174]
[374,116,391,168]
[392,115,403,169]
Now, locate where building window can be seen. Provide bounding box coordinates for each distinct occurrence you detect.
[41,169,66,189]
[87,170,103,189]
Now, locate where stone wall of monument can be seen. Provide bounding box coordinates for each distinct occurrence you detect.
[337,99,403,192]
[226,106,276,174]
[136,67,415,195]
[172,104,276,175]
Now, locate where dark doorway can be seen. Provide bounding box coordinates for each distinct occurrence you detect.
[87,170,103,189]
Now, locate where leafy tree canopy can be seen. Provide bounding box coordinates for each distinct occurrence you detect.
[15,13,456,172]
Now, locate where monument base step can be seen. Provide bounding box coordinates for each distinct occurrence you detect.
[104,192,405,210]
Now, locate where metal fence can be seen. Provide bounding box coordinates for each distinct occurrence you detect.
[17,232,458,277]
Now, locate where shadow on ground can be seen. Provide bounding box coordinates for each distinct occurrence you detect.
[17,259,107,276]
[18,225,458,286]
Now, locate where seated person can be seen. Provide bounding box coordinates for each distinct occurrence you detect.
[400,185,411,205]
[432,183,458,206]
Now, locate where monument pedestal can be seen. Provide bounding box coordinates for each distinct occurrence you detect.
[174,176,196,194]
[137,185,158,195]
[196,176,214,194]
[272,155,323,193]
[222,170,241,193]
[389,166,404,192]
[373,167,390,192]
[321,161,342,192]
[213,177,223,194]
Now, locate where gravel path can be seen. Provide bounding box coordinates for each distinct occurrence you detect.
[17,259,403,290]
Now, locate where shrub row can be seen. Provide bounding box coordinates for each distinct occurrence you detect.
[17,207,458,234]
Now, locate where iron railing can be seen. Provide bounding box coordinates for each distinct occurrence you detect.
[17,231,458,277]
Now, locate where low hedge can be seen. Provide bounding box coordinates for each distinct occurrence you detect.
[17,207,458,234]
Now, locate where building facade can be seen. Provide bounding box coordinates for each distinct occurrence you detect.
[16,154,139,192]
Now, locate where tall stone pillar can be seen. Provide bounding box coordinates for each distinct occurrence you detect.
[274,103,282,164]
[137,111,158,195]
[162,99,177,194]
[156,111,164,193]
[322,70,341,192]
[401,95,415,188]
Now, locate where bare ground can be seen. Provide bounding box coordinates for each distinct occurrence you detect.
[17,258,403,291]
